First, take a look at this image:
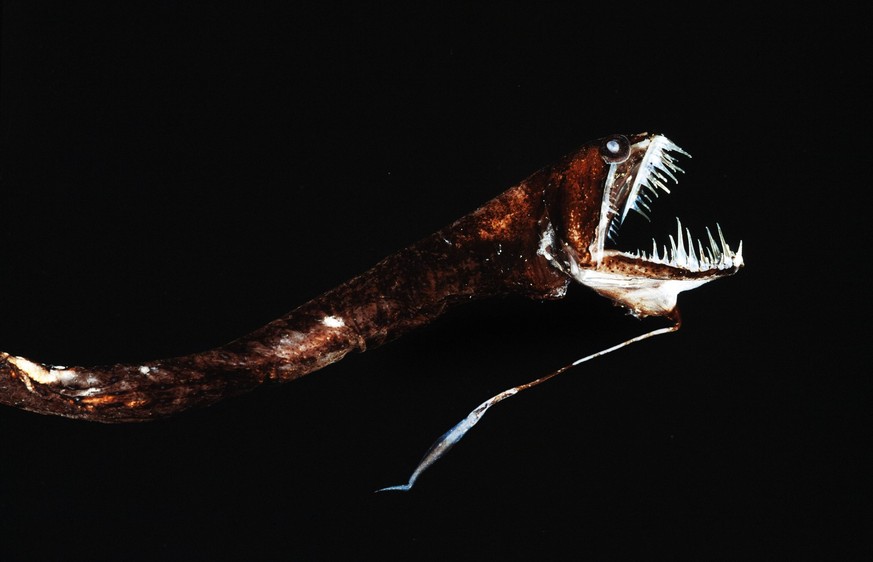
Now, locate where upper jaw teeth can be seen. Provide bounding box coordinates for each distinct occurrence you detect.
[624,218,743,272]
[600,135,743,275]
[620,136,690,224]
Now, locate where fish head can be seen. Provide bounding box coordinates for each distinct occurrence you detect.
[542,132,743,318]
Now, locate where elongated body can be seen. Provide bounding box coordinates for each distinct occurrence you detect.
[1,178,566,420]
[1,133,742,423]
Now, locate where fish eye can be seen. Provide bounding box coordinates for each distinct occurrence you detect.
[600,135,630,164]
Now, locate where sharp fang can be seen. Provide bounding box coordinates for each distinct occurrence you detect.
[698,240,708,267]
[686,228,699,271]
[633,204,651,221]
[675,219,687,266]
[620,136,688,222]
[616,203,736,274]
[651,177,669,192]
[706,226,720,259]
[717,223,730,254]
[715,224,732,268]
[645,183,660,198]
[654,164,678,183]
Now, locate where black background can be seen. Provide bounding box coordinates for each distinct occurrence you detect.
[1,3,869,559]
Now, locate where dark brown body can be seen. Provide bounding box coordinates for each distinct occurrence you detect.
[1,148,598,422]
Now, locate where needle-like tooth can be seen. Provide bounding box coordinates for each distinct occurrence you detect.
[716,223,730,268]
[633,204,651,221]
[652,177,670,193]
[675,218,687,265]
[643,177,657,193]
[686,228,698,270]
[669,235,678,265]
[735,240,744,266]
[654,163,678,183]
[672,144,691,158]
[671,156,686,171]
[670,162,682,173]
[659,155,686,175]
[717,223,731,256]
[652,239,659,262]
[697,240,707,268]
[706,226,720,259]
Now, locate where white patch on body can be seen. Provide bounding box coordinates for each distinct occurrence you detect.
[279,332,307,347]
[273,325,353,372]
[8,356,79,387]
[139,366,151,375]
[537,223,556,262]
[274,330,325,362]
[66,387,103,397]
[322,315,345,328]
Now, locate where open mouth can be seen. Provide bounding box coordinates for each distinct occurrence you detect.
[573,133,744,317]
[595,134,743,275]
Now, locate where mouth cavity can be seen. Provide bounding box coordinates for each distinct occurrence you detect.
[596,134,743,277]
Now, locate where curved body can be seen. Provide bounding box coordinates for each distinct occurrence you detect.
[1,156,568,421]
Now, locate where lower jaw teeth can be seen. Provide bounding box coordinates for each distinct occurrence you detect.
[624,218,743,272]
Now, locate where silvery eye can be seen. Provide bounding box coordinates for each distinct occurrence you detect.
[600,135,630,164]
